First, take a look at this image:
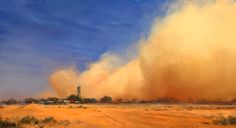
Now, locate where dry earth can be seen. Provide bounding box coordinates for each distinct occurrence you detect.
[0,104,236,128]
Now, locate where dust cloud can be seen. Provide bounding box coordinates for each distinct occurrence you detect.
[49,67,79,97]
[49,0,236,101]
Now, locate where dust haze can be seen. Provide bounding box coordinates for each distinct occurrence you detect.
[48,0,236,101]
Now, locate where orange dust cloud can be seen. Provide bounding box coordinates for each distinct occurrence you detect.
[49,67,79,98]
[48,0,236,101]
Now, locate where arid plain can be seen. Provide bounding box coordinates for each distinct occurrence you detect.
[1,104,236,128]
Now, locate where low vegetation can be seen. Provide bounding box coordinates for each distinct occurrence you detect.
[0,118,18,128]
[66,94,81,101]
[1,99,19,105]
[213,116,236,125]
[24,98,39,104]
[41,117,57,124]
[1,96,236,105]
[19,116,39,125]
[100,96,112,103]
[0,116,70,128]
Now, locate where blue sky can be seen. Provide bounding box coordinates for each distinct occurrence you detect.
[0,0,170,99]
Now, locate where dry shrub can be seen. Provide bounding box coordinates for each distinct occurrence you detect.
[41,117,57,124]
[0,118,18,128]
[19,116,39,125]
[58,120,70,126]
[213,116,236,125]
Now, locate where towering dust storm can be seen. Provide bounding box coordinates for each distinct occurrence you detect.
[49,1,236,100]
[49,67,79,97]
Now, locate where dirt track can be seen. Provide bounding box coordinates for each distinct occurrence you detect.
[1,104,236,128]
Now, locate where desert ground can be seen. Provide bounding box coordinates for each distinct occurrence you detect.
[1,104,236,128]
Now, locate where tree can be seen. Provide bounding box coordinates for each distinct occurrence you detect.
[66,95,81,101]
[231,98,236,104]
[100,96,112,103]
[46,97,59,102]
[24,98,38,104]
[82,98,97,103]
[3,99,19,105]
[116,98,123,103]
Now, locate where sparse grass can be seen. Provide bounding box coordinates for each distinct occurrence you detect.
[213,116,236,125]
[0,118,19,128]
[76,105,87,109]
[19,116,39,125]
[2,116,64,127]
[41,117,57,124]
[58,120,70,126]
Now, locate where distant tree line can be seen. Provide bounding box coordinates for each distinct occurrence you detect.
[0,95,113,105]
[1,96,236,105]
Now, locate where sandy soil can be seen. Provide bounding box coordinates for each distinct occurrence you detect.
[0,104,236,128]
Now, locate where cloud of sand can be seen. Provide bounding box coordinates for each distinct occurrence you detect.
[49,67,79,97]
[48,0,236,100]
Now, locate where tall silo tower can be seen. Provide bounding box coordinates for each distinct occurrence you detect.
[77,86,81,98]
